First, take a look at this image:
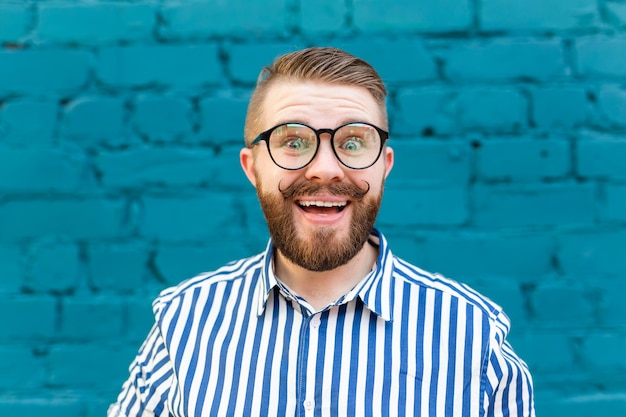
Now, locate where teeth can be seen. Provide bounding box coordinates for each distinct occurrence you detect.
[299,200,347,208]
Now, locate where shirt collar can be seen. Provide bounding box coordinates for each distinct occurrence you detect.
[255,228,395,321]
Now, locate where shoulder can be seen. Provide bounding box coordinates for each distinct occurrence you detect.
[152,253,264,318]
[392,255,509,329]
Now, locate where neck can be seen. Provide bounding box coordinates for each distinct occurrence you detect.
[273,237,379,311]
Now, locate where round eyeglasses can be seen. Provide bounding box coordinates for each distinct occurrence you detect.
[249,122,389,170]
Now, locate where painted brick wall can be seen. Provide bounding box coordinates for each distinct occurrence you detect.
[1,0,625,415]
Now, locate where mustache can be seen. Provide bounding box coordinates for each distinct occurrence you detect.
[278,180,370,200]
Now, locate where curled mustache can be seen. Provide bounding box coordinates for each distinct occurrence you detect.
[278,180,370,200]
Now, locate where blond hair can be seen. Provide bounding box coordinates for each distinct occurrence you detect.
[244,47,387,145]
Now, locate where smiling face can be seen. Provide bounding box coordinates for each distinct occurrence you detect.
[240,81,394,272]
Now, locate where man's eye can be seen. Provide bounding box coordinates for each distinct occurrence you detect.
[340,137,363,151]
[282,137,309,150]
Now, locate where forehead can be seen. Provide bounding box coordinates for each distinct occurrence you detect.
[260,81,385,130]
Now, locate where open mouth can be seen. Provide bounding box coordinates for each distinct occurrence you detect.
[297,200,348,215]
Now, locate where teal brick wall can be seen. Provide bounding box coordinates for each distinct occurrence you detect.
[0,1,625,416]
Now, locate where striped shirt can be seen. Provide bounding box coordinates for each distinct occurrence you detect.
[109,229,535,417]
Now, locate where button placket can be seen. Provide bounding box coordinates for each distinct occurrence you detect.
[310,316,321,329]
[300,313,321,415]
[303,399,314,411]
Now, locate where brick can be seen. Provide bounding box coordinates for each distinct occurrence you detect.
[60,297,124,341]
[0,145,85,192]
[456,88,527,131]
[155,241,267,286]
[134,95,193,142]
[510,331,576,374]
[62,96,126,143]
[0,99,57,144]
[418,233,553,282]
[0,245,21,293]
[0,397,83,417]
[154,244,218,284]
[161,0,288,38]
[239,194,268,235]
[0,296,56,341]
[602,282,626,327]
[198,95,249,143]
[207,145,258,188]
[0,346,45,390]
[577,132,626,179]
[577,36,626,77]
[481,0,599,31]
[386,140,470,186]
[476,279,527,328]
[37,2,155,44]
[0,50,89,94]
[582,333,626,371]
[90,398,123,417]
[227,43,304,84]
[0,199,125,242]
[88,243,148,293]
[531,87,590,128]
[475,137,570,181]
[96,147,220,188]
[394,87,456,136]
[26,241,80,293]
[335,38,437,84]
[124,296,158,343]
[596,85,626,127]
[0,3,29,42]
[535,393,626,417]
[606,1,626,25]
[300,1,349,36]
[378,185,468,227]
[601,184,626,222]
[380,233,427,264]
[442,39,565,81]
[557,231,626,278]
[97,45,223,88]
[353,0,472,32]
[532,281,595,328]
[141,193,262,241]
[472,184,595,229]
[47,344,135,389]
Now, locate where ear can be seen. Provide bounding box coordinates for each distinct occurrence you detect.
[383,146,394,179]
[240,147,257,186]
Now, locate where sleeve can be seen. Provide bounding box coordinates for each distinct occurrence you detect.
[108,324,175,417]
[483,313,536,417]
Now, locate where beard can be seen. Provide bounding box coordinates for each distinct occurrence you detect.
[255,177,382,272]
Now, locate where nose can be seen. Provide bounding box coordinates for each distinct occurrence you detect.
[303,136,345,183]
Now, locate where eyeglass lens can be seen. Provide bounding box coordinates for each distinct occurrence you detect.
[267,123,382,169]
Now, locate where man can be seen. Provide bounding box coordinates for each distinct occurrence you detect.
[109,47,535,417]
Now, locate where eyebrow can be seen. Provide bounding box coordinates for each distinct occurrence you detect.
[270,118,377,129]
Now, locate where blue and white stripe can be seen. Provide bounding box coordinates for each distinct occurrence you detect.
[109,229,535,417]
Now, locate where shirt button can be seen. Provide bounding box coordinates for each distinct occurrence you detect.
[310,317,321,329]
[303,399,314,410]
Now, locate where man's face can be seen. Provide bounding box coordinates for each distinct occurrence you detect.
[240,81,394,271]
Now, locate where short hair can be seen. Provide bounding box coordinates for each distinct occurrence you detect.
[244,47,388,145]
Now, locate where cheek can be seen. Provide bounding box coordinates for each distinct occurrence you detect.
[255,166,299,193]
[349,168,386,191]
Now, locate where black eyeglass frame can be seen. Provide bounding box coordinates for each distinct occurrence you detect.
[249,121,389,170]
